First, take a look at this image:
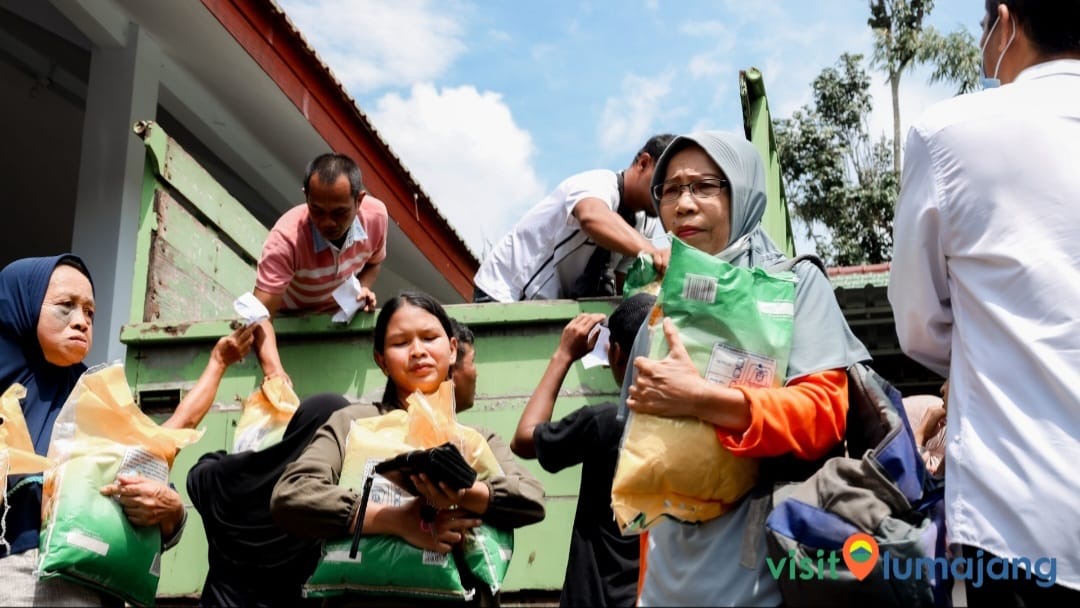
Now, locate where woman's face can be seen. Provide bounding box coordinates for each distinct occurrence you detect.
[658,145,732,256]
[37,264,95,367]
[375,302,458,401]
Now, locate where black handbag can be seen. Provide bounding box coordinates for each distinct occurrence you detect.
[374,442,478,493]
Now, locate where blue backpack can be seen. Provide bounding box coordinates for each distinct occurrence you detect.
[755,256,948,607]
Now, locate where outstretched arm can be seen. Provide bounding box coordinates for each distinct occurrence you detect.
[252,288,290,383]
[511,313,606,458]
[573,198,670,275]
[161,325,254,430]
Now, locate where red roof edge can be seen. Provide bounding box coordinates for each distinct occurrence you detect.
[826,262,891,276]
[201,0,478,299]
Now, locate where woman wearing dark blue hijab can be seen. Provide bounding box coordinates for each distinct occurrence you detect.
[0,254,105,604]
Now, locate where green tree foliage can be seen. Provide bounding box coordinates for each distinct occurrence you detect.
[869,0,980,175]
[775,54,898,266]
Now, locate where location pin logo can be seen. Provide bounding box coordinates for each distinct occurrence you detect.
[842,533,880,581]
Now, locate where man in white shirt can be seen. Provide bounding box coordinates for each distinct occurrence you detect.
[889,2,1080,604]
[473,134,673,302]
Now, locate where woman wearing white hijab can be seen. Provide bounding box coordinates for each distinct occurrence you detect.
[625,131,869,606]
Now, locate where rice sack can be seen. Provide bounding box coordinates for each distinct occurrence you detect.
[612,237,795,533]
[306,381,512,601]
[38,363,201,606]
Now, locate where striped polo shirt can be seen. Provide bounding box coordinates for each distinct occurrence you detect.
[255,197,388,312]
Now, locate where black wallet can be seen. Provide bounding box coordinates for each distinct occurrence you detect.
[374,442,478,494]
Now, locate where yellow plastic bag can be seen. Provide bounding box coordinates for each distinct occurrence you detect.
[0,383,55,500]
[38,363,202,606]
[232,376,300,453]
[306,380,510,600]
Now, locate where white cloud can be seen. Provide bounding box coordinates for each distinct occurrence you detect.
[277,0,466,92]
[597,72,674,156]
[688,51,731,79]
[370,84,547,256]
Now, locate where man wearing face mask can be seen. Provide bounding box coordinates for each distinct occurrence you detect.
[889,1,1080,605]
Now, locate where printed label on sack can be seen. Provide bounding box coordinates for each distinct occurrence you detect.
[365,458,406,507]
[705,343,777,388]
[757,300,794,318]
[682,274,718,303]
[324,549,360,563]
[233,426,269,453]
[422,550,449,566]
[117,448,168,483]
[67,530,109,556]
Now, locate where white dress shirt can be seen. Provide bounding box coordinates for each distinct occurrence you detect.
[890,60,1080,590]
[473,170,661,302]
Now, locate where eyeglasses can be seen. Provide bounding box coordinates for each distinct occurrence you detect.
[652,178,729,203]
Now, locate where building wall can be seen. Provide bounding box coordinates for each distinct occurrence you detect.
[0,42,84,268]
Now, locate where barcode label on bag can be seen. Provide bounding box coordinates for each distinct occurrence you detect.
[682,274,717,302]
[423,550,448,566]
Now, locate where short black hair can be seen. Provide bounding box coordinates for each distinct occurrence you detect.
[636,134,676,165]
[450,318,474,371]
[608,293,656,353]
[985,0,1080,54]
[303,153,364,199]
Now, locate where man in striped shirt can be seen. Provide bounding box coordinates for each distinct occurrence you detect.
[252,153,388,381]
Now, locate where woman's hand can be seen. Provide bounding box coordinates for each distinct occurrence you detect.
[100,474,185,537]
[627,318,708,418]
[627,318,751,430]
[211,324,255,367]
[411,475,491,515]
[396,498,480,554]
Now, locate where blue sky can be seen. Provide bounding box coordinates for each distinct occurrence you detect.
[275,0,981,258]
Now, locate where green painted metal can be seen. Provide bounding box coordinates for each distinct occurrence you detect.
[128,156,160,324]
[135,121,266,261]
[740,68,797,256]
[131,121,265,326]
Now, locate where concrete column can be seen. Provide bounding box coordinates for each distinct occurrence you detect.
[70,22,159,365]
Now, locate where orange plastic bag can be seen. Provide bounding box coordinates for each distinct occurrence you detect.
[0,383,55,504]
[232,376,300,453]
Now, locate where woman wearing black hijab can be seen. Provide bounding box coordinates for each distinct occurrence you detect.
[187,392,362,607]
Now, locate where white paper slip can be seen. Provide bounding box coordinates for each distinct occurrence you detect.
[332,275,364,324]
[233,292,270,326]
[581,323,611,369]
